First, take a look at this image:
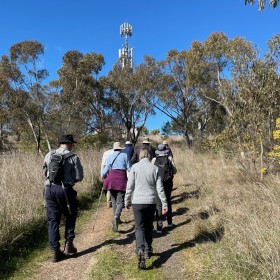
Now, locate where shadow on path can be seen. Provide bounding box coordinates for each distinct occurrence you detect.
[149,226,225,269]
[75,230,136,258]
[171,190,200,204]
[172,207,189,217]
[153,218,192,239]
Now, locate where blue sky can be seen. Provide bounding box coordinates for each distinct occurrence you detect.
[0,0,279,131]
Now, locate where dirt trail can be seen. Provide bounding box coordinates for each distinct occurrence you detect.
[31,184,195,280]
[31,203,113,280]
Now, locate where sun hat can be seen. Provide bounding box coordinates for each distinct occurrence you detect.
[59,134,77,144]
[155,143,169,156]
[163,140,168,145]
[125,140,132,145]
[113,142,123,150]
[142,139,151,144]
[157,144,166,151]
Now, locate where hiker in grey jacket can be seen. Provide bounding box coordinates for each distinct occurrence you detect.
[43,148,83,186]
[43,134,84,262]
[125,146,167,269]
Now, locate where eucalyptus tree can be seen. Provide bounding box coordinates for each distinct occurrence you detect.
[155,49,205,146]
[0,56,12,149]
[228,36,280,172]
[3,41,49,153]
[105,57,158,144]
[197,32,280,173]
[56,50,106,136]
[245,0,279,10]
[198,33,259,152]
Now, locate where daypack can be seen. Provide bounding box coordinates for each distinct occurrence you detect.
[154,156,174,181]
[48,151,74,184]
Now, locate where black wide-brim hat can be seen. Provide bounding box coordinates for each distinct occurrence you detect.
[59,134,78,144]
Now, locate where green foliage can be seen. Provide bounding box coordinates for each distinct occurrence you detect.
[245,0,279,11]
[150,129,160,135]
[162,121,172,135]
[268,118,280,171]
[140,126,149,135]
[0,219,48,279]
[56,50,107,137]
[193,135,228,154]
[161,118,186,136]
[4,40,49,154]
[1,34,280,160]
[105,58,157,143]
[78,133,110,149]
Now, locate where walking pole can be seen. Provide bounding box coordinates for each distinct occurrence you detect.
[61,181,72,215]
[92,188,104,231]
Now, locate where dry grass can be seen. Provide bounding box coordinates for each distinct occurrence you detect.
[0,149,103,246]
[171,145,280,279]
[139,135,185,151]
[2,139,280,279]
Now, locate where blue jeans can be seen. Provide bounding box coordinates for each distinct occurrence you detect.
[45,184,78,251]
[132,204,156,253]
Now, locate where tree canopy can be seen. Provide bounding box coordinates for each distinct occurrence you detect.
[245,0,279,11]
[0,33,280,178]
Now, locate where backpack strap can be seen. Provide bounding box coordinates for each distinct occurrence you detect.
[63,152,75,160]
[48,151,75,170]
[51,151,75,159]
[110,152,121,170]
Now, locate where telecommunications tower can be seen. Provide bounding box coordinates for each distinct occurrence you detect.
[119,22,133,68]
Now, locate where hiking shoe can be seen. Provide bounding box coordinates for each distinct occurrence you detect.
[51,250,67,263]
[144,248,153,259]
[112,216,119,232]
[137,249,146,269]
[64,240,77,255]
[167,223,174,228]
[156,225,163,234]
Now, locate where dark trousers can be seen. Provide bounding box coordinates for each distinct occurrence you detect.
[132,204,156,253]
[155,200,163,229]
[45,184,78,251]
[164,178,173,224]
[110,190,125,219]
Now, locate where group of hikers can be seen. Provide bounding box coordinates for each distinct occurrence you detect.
[43,134,176,269]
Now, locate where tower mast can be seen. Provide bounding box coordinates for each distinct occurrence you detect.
[118,22,133,68]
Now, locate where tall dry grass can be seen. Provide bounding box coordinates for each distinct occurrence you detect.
[0,149,103,246]
[172,145,280,279]
[2,139,280,278]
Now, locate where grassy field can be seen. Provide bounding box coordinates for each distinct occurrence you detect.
[0,148,103,278]
[172,145,280,279]
[1,137,280,279]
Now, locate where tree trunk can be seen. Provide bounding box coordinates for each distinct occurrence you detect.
[184,124,192,148]
[260,136,264,181]
[26,117,42,155]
